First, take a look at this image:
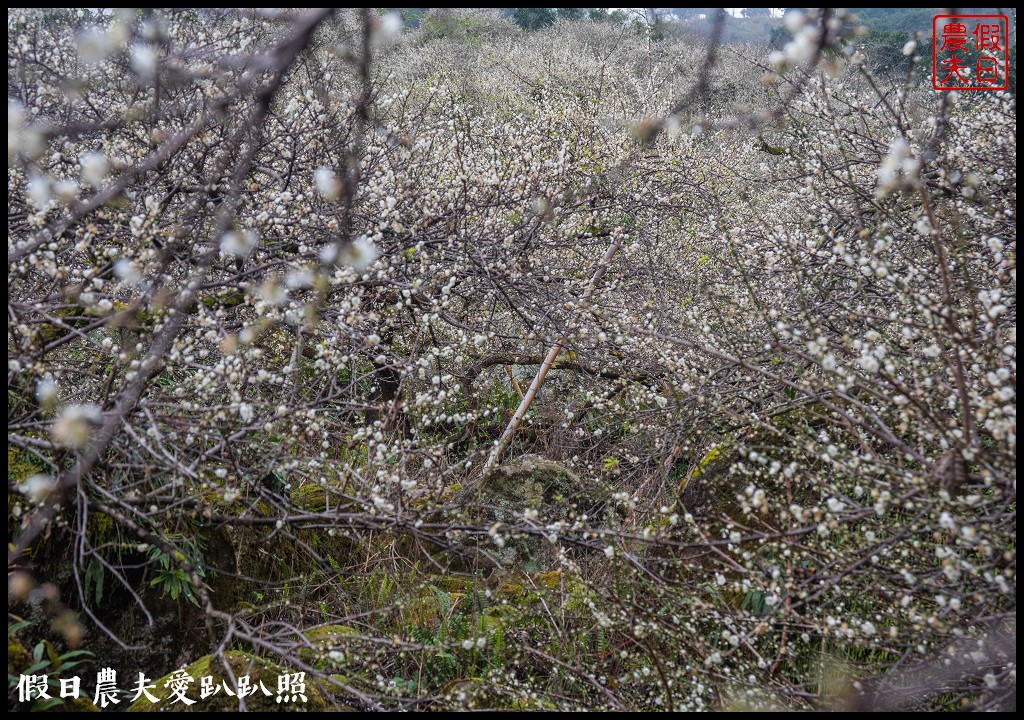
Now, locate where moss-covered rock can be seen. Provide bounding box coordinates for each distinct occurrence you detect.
[126,650,326,712]
[300,625,357,669]
[289,482,353,512]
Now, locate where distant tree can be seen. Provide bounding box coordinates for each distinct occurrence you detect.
[556,8,586,21]
[768,24,791,50]
[508,7,557,30]
[394,8,427,28]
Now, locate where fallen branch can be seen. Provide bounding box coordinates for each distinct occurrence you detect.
[483,234,624,471]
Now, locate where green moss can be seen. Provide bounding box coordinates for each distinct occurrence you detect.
[290,482,352,512]
[8,636,31,675]
[110,302,158,330]
[86,512,114,541]
[126,651,325,712]
[495,580,526,601]
[535,570,562,590]
[304,624,356,643]
[200,289,245,310]
[301,625,357,669]
[8,448,45,484]
[403,592,466,632]
[290,483,328,511]
[432,575,475,594]
[38,306,90,343]
[61,696,102,712]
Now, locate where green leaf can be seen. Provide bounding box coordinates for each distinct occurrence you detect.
[23,660,52,674]
[8,619,31,636]
[45,642,60,667]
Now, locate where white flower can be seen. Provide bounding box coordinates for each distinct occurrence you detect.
[858,354,880,374]
[319,243,338,264]
[52,403,103,447]
[784,26,820,65]
[902,40,917,56]
[130,43,157,78]
[220,228,260,259]
[36,377,59,411]
[28,174,51,209]
[21,474,58,503]
[875,137,913,196]
[342,235,380,272]
[77,27,113,64]
[488,522,505,548]
[286,268,314,290]
[314,166,342,202]
[604,545,615,559]
[373,12,403,45]
[80,152,109,186]
[784,10,805,34]
[238,403,254,423]
[114,259,141,286]
[54,179,80,204]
